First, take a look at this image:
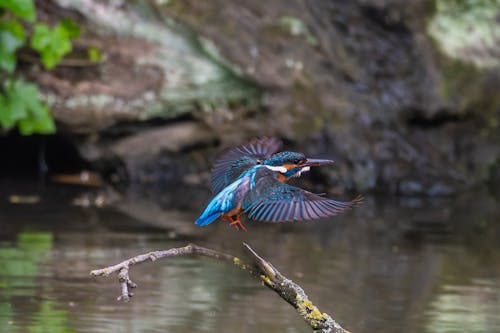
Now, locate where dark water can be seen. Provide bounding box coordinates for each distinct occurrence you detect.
[1,181,500,333]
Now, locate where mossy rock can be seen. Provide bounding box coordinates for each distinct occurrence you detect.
[38,0,261,133]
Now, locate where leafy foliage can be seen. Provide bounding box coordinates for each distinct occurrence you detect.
[30,19,80,69]
[0,79,55,135]
[0,0,81,135]
[0,19,25,72]
[0,0,35,22]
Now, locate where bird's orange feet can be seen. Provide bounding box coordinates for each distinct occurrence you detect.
[228,215,247,231]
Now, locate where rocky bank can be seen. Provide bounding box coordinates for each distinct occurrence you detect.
[30,0,500,197]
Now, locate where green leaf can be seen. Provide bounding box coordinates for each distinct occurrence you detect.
[87,46,103,63]
[0,51,16,73]
[0,20,25,52]
[0,79,56,135]
[0,96,27,129]
[0,0,36,22]
[60,18,80,39]
[30,21,77,70]
[0,95,16,129]
[0,79,28,129]
[30,24,51,50]
[0,19,26,72]
[18,104,55,135]
[53,23,72,52]
[17,117,35,135]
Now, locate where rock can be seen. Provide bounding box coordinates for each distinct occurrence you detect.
[428,0,500,69]
[29,0,500,197]
[159,0,500,194]
[76,120,215,186]
[109,121,214,179]
[37,0,261,133]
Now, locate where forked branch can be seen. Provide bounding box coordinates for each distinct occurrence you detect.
[90,243,348,333]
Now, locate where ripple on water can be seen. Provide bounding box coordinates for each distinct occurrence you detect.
[426,281,500,333]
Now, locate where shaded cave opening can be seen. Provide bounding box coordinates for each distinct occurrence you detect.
[0,132,91,180]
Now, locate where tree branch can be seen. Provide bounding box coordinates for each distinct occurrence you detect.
[90,243,349,333]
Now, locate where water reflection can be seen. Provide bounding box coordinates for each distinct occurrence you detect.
[427,282,500,333]
[0,184,499,333]
[0,231,74,333]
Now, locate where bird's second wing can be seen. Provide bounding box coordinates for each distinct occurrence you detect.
[211,137,282,194]
[243,169,362,222]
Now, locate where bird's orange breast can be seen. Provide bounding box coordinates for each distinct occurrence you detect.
[277,173,288,182]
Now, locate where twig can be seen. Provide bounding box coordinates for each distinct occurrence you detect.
[90,243,349,333]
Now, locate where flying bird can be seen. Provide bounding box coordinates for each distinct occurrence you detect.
[195,137,362,230]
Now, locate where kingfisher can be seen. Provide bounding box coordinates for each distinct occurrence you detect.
[195,137,362,230]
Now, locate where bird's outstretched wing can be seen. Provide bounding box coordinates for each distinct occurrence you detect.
[243,168,362,222]
[211,137,282,194]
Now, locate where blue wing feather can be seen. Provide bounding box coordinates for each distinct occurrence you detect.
[242,168,362,223]
[211,137,282,194]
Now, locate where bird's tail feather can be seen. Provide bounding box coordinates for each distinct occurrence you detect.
[195,199,223,226]
[195,178,240,226]
[195,211,220,226]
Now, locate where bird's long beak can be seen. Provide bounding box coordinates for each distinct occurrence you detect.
[303,158,335,167]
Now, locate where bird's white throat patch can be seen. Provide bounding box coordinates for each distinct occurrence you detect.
[264,165,311,177]
[264,165,288,173]
[294,166,310,178]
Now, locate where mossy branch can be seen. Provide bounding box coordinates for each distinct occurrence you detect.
[90,242,348,333]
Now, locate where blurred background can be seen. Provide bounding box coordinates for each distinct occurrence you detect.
[0,0,499,332]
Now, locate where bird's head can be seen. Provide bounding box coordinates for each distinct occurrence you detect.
[263,151,334,180]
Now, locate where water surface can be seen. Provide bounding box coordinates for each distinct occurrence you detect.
[1,181,499,333]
